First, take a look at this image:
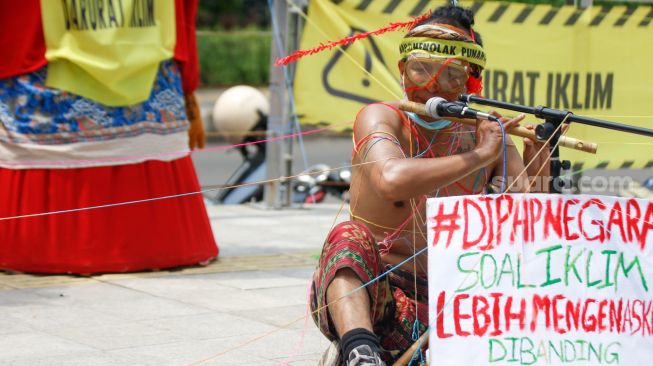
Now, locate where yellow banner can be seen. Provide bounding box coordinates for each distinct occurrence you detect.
[41,0,176,106]
[294,0,653,170]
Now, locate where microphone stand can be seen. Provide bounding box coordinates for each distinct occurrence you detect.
[459,94,653,194]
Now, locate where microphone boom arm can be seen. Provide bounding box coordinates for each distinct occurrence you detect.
[398,100,598,154]
[460,94,653,138]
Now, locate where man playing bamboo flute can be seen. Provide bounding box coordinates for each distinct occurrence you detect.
[310,5,552,366]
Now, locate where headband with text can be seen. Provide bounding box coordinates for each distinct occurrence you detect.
[400,37,486,69]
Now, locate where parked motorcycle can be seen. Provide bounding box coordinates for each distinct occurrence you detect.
[292,164,351,204]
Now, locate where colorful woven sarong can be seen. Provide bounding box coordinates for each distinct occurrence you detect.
[310,220,428,363]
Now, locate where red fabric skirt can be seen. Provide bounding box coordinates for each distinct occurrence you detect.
[0,156,218,274]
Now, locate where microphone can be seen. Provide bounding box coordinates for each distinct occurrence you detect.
[397,98,599,154]
[424,97,500,122]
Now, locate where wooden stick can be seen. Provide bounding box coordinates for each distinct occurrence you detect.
[393,332,429,366]
[398,100,598,154]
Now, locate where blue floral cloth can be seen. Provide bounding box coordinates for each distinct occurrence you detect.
[0,60,188,145]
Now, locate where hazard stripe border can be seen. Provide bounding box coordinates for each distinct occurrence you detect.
[332,0,653,28]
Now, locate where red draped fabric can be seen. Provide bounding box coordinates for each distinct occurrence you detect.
[0,0,47,79]
[0,156,218,274]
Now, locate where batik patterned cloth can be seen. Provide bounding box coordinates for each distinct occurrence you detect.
[0,60,187,146]
[310,220,429,364]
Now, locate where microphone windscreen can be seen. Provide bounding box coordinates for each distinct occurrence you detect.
[425,97,447,118]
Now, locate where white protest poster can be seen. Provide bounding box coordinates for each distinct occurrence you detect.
[427,194,653,365]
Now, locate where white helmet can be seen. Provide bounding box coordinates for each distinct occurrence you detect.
[212,85,270,144]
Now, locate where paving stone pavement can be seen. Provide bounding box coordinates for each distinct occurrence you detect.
[0,203,348,366]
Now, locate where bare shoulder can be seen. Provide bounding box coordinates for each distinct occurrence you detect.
[353,101,405,142]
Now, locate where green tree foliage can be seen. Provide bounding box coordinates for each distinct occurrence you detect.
[197,0,269,30]
[197,31,271,86]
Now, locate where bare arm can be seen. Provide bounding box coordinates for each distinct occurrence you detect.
[353,103,522,201]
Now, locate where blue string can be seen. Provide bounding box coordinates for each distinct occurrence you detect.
[411,319,420,341]
[267,0,310,171]
[342,246,428,299]
[408,335,425,366]
[410,319,424,365]
[413,131,439,158]
[497,122,507,193]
